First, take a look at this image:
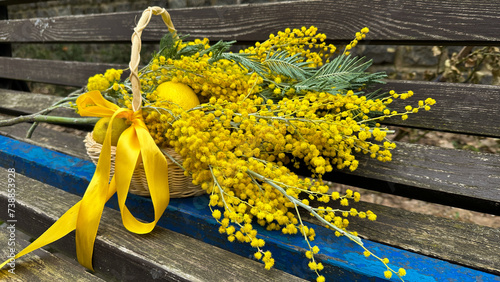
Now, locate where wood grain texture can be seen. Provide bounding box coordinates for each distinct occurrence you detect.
[316,142,500,215]
[0,89,65,114]
[0,57,126,87]
[0,90,91,159]
[301,200,500,276]
[2,89,499,215]
[0,170,306,282]
[2,162,499,281]
[2,59,500,138]
[0,225,103,281]
[0,123,89,159]
[0,0,47,5]
[1,0,500,44]
[381,80,500,138]
[0,89,85,122]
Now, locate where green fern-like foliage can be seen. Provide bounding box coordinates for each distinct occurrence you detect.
[262,51,314,81]
[294,54,387,94]
[212,50,386,95]
[203,40,235,59]
[206,38,388,101]
[210,52,267,77]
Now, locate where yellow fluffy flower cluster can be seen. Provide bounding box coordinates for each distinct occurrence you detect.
[137,38,263,105]
[86,68,123,92]
[162,87,433,280]
[84,26,436,281]
[240,26,337,67]
[165,96,381,274]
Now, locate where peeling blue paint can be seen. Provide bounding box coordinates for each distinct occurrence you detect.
[1,135,499,281]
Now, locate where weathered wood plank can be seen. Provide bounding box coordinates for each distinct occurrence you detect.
[2,59,500,138]
[0,90,94,136]
[0,223,103,281]
[0,134,94,193]
[0,89,81,121]
[0,170,306,282]
[300,200,500,276]
[0,57,125,87]
[0,123,89,159]
[1,0,500,44]
[0,89,63,115]
[3,108,500,216]
[318,142,500,216]
[2,166,498,281]
[380,80,500,138]
[0,0,47,5]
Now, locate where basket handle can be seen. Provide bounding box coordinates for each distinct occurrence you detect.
[129,6,176,112]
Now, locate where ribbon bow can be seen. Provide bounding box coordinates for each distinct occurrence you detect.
[1,90,170,270]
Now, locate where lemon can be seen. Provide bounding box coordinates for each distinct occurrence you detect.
[156,81,200,110]
[92,117,130,146]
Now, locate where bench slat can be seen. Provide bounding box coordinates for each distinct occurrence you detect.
[1,0,500,44]
[0,57,124,87]
[0,89,62,114]
[1,144,498,281]
[0,123,88,160]
[0,0,44,5]
[301,200,500,276]
[0,223,103,281]
[3,96,499,215]
[381,80,500,138]
[3,59,500,138]
[319,142,500,216]
[0,169,306,282]
[0,89,81,121]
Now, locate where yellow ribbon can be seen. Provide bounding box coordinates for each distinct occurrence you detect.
[1,90,170,270]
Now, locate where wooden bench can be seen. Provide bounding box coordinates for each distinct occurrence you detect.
[1,0,499,281]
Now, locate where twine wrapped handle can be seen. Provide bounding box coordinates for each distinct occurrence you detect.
[130,6,176,112]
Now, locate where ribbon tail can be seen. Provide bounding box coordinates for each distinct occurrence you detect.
[1,92,172,271]
[0,201,81,269]
[75,109,126,270]
[117,124,170,234]
[0,179,118,271]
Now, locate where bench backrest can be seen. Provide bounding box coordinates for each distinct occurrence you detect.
[1,1,500,212]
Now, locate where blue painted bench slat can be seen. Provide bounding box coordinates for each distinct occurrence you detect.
[2,135,499,282]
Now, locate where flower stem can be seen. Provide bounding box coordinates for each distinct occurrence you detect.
[0,114,99,127]
[246,169,363,245]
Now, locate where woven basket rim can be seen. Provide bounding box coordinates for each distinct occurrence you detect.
[83,132,205,198]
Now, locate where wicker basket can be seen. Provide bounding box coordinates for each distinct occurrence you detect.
[84,132,204,197]
[83,7,204,198]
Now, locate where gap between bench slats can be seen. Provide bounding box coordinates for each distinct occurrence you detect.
[1,0,500,44]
